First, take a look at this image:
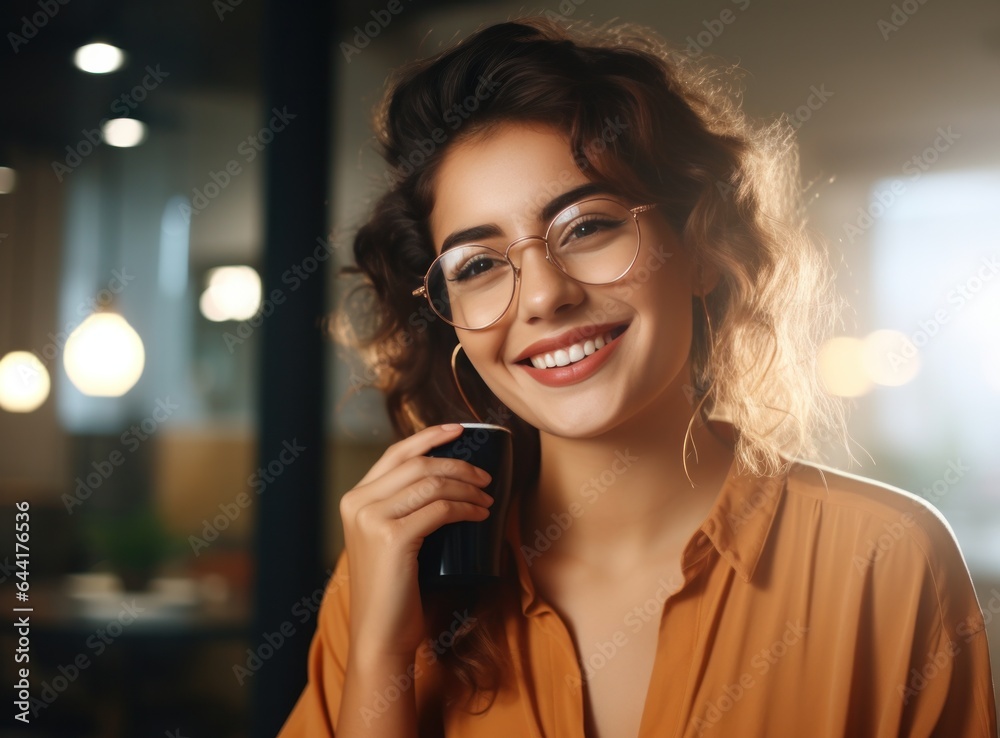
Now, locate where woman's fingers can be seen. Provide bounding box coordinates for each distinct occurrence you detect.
[400,496,492,540]
[347,448,492,510]
[382,475,494,520]
[348,477,493,546]
[357,423,465,485]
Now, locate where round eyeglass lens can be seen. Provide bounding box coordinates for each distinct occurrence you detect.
[424,245,515,329]
[546,198,639,284]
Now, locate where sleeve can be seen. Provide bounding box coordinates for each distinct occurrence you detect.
[276,548,352,737]
[887,500,998,738]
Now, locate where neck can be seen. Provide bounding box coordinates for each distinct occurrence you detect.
[520,380,735,571]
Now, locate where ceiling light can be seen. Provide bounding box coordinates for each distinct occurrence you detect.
[0,351,50,412]
[74,43,126,74]
[200,266,262,321]
[102,118,147,148]
[64,313,145,397]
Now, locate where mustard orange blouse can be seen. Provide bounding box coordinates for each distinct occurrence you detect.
[278,458,998,736]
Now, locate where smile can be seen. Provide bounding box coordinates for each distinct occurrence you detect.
[525,325,627,369]
[514,323,630,387]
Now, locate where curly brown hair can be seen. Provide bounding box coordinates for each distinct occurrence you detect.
[333,15,845,713]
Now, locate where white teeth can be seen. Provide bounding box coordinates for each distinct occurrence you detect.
[526,330,619,370]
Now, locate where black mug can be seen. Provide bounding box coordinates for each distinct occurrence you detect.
[417,423,513,588]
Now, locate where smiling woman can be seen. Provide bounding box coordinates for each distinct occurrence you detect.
[277,16,997,738]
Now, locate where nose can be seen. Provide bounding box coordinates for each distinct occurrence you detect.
[506,236,585,323]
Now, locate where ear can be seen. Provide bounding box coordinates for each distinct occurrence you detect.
[692,262,721,297]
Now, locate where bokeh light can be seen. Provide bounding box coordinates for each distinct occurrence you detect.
[63,313,145,397]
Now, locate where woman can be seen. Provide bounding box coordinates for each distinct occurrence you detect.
[278,17,997,737]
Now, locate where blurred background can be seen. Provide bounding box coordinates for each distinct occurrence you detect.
[0,0,998,734]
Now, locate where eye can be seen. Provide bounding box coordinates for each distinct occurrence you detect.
[569,217,610,239]
[449,252,506,282]
[558,215,627,248]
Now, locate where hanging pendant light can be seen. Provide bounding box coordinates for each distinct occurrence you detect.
[0,156,51,413]
[0,351,50,412]
[63,307,145,397]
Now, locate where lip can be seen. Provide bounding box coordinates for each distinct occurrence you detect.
[512,322,630,388]
[511,321,631,364]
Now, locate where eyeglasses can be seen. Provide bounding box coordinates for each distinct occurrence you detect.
[411,197,657,331]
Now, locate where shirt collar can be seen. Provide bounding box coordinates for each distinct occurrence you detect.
[502,429,788,617]
[700,453,787,584]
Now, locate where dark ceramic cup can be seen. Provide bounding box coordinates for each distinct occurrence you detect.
[417,423,513,588]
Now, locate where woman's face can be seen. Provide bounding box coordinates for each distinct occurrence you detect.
[427,121,701,439]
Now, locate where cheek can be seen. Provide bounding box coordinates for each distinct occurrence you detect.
[458,330,508,378]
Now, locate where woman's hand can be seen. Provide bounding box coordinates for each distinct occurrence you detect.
[338,423,494,663]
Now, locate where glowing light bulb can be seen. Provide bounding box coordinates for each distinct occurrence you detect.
[74,43,126,74]
[0,351,50,412]
[199,266,262,321]
[102,118,147,148]
[64,313,145,397]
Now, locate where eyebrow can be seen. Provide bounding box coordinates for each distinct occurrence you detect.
[438,182,615,253]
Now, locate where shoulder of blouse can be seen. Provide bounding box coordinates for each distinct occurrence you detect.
[783,458,963,550]
[781,458,987,635]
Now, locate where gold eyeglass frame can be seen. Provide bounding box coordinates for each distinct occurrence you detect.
[411,197,658,331]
